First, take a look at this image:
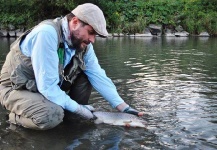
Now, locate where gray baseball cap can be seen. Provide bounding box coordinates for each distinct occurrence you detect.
[72,3,108,37]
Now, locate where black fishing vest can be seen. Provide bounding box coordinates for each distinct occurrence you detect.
[0,18,87,92]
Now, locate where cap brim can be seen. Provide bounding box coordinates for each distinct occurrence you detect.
[97,34,107,38]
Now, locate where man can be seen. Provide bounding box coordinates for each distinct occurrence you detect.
[0,3,143,130]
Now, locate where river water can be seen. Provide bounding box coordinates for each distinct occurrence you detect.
[0,36,217,150]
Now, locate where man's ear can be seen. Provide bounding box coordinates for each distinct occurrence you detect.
[70,17,80,30]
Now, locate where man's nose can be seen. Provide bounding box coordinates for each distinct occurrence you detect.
[89,35,96,43]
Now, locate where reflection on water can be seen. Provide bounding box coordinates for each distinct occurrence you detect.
[65,125,151,150]
[0,37,217,149]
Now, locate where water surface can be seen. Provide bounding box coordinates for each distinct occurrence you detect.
[0,36,217,149]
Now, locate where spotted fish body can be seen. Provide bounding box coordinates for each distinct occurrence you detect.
[93,111,146,128]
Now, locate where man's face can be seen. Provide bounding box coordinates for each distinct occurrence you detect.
[69,17,96,51]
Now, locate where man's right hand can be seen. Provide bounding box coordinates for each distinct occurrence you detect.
[74,104,95,120]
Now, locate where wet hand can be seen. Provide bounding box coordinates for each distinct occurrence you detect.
[74,104,96,120]
[117,102,144,116]
[84,105,95,112]
[123,106,144,116]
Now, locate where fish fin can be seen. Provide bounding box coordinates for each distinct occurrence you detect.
[125,123,131,127]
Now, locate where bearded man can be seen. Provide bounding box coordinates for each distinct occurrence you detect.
[0,3,143,130]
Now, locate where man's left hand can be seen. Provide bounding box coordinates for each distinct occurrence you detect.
[116,102,144,116]
[123,106,144,116]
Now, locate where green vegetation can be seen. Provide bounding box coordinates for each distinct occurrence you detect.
[180,0,217,35]
[0,0,216,35]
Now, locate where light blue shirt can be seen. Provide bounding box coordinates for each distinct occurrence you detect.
[20,24,124,112]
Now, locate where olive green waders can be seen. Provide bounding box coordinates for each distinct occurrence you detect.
[0,72,91,130]
[0,85,64,130]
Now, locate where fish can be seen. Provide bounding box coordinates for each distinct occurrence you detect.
[93,111,147,128]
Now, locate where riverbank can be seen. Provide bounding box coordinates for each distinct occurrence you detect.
[0,27,211,38]
[1,1,216,38]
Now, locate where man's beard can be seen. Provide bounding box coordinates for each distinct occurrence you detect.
[70,32,86,52]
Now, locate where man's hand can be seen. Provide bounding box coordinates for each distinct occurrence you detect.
[74,104,95,120]
[116,102,144,116]
[123,106,144,116]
